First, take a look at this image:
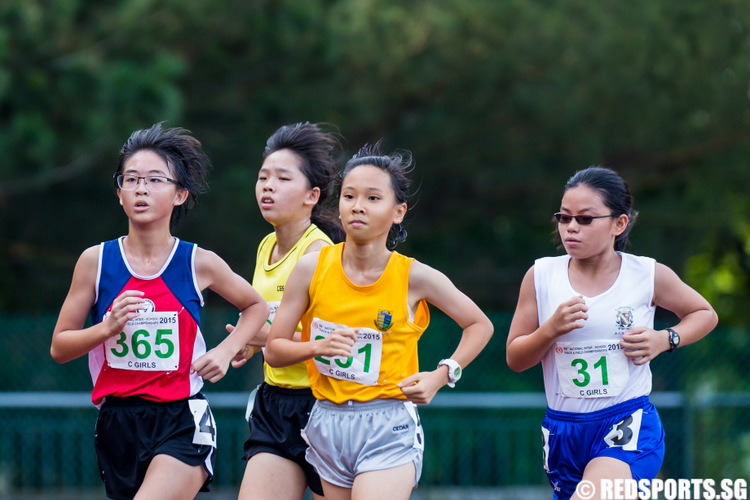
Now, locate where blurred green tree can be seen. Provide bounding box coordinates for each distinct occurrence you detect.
[0,0,749,328]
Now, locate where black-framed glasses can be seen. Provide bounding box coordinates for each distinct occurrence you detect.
[554,213,617,225]
[115,174,179,192]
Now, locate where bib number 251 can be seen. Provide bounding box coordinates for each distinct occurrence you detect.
[310,318,383,386]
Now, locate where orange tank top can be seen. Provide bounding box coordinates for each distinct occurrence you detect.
[302,243,430,402]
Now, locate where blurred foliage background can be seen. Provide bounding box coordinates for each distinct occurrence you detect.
[1,0,750,495]
[3,0,750,321]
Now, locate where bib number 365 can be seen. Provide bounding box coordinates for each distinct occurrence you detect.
[105,311,180,371]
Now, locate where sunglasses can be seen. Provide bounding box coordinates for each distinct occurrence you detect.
[554,213,617,225]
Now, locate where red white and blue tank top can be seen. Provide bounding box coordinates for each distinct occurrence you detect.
[88,237,206,406]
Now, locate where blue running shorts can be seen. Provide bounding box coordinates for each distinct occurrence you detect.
[542,396,665,500]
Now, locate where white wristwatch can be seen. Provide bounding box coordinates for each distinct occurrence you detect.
[438,358,462,388]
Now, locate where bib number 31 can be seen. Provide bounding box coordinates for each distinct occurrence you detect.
[555,340,629,398]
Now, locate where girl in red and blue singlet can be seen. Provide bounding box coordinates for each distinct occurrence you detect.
[52,123,268,500]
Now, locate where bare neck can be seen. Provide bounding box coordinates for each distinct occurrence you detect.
[122,231,176,276]
[568,251,622,297]
[341,240,392,287]
[270,219,312,265]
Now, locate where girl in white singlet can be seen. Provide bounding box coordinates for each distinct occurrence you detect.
[507,166,717,500]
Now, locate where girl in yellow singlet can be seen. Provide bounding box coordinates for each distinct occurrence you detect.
[264,142,494,500]
[233,123,344,500]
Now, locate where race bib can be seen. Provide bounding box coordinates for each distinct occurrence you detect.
[555,339,629,398]
[105,311,180,371]
[603,408,643,451]
[310,317,383,386]
[404,401,425,451]
[260,301,281,356]
[267,301,280,323]
[188,398,217,448]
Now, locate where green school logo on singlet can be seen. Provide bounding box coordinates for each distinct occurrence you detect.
[374,310,392,331]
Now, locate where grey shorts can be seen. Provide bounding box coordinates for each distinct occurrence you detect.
[302,399,424,489]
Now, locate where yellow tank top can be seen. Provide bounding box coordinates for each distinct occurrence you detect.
[254,224,333,388]
[302,243,430,402]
